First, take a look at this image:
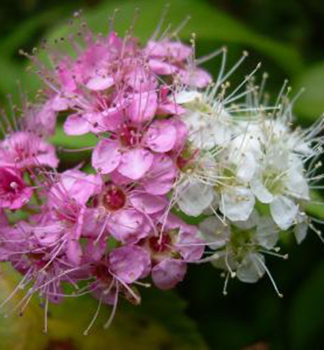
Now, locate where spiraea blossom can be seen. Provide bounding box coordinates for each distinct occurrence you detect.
[0,11,323,332]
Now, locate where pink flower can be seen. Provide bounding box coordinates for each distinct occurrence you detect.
[0,131,59,169]
[24,99,59,136]
[96,182,167,244]
[143,214,204,290]
[141,154,178,195]
[109,245,151,284]
[145,40,212,88]
[44,170,102,265]
[92,119,177,180]
[152,259,187,290]
[48,169,101,208]
[0,167,32,210]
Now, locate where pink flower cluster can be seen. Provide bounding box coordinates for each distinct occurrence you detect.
[0,20,210,327]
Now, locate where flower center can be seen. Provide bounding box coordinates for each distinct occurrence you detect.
[102,184,127,211]
[119,125,141,147]
[0,168,23,195]
[264,170,284,195]
[149,234,171,253]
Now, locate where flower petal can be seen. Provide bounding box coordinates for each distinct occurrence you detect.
[92,140,121,174]
[177,181,214,217]
[109,246,151,284]
[237,253,265,283]
[199,216,230,249]
[118,149,153,180]
[142,154,177,195]
[63,114,91,135]
[152,259,187,290]
[270,195,298,230]
[251,178,274,204]
[220,187,255,222]
[86,75,114,91]
[127,91,157,124]
[145,120,177,152]
[130,192,167,214]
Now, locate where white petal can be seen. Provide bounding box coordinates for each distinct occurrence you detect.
[175,91,202,104]
[270,195,298,230]
[236,152,257,182]
[220,187,255,222]
[255,217,279,249]
[233,210,259,230]
[285,169,310,200]
[177,182,214,217]
[251,177,274,204]
[294,221,308,244]
[199,216,230,249]
[237,253,265,283]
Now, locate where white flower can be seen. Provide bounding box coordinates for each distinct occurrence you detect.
[219,186,255,222]
[250,145,308,230]
[236,253,266,283]
[199,216,230,249]
[199,213,279,283]
[176,90,233,150]
[177,180,214,217]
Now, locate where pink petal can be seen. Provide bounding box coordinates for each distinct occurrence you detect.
[66,239,82,266]
[52,94,70,111]
[0,210,7,226]
[86,75,114,91]
[145,120,177,152]
[125,67,157,92]
[118,148,153,180]
[92,140,121,174]
[58,61,77,91]
[81,209,107,239]
[179,68,212,88]
[143,154,177,195]
[170,118,188,151]
[101,107,124,132]
[152,259,187,290]
[108,209,150,244]
[110,170,132,186]
[109,246,151,284]
[148,59,178,75]
[130,192,167,214]
[35,140,59,168]
[50,170,102,206]
[127,91,158,124]
[64,114,91,135]
[146,41,192,61]
[177,229,205,262]
[157,101,185,116]
[84,239,107,262]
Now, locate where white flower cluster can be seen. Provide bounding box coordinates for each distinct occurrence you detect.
[173,76,324,295]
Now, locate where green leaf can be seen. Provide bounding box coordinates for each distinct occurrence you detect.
[49,123,98,149]
[289,260,324,350]
[294,61,324,122]
[306,191,324,221]
[0,7,66,59]
[0,264,207,350]
[0,58,22,98]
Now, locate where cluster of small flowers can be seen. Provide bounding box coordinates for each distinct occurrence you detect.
[0,12,323,330]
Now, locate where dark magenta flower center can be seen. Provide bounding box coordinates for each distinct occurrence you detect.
[102,184,126,211]
[119,125,141,147]
[0,168,23,195]
[149,234,171,253]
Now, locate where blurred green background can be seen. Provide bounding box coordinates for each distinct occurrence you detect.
[1,0,324,349]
